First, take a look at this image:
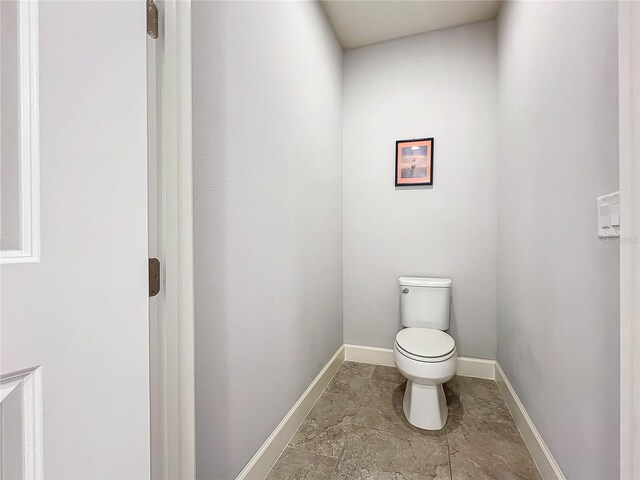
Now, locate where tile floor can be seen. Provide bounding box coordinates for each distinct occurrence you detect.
[266,361,541,480]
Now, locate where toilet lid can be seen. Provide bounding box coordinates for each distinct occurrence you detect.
[395,328,455,358]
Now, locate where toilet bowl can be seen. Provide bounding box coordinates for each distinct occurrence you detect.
[393,276,456,430]
[393,328,457,430]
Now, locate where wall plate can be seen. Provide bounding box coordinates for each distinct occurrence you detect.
[597,191,620,238]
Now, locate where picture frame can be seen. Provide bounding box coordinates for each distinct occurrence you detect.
[395,138,434,186]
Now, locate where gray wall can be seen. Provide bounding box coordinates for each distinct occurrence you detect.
[497,2,619,478]
[343,21,498,359]
[192,2,343,478]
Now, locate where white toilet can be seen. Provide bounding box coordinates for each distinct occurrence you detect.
[393,276,456,430]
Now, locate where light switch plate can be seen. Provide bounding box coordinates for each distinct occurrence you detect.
[597,191,620,238]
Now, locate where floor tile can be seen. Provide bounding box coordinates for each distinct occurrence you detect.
[444,376,513,424]
[289,393,359,458]
[326,362,375,397]
[446,414,541,480]
[446,376,502,403]
[266,447,337,480]
[340,361,376,377]
[273,364,542,480]
[332,426,450,480]
[353,379,446,440]
[371,365,406,384]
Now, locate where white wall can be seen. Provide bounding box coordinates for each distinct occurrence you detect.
[497,2,619,478]
[191,2,343,478]
[343,20,498,359]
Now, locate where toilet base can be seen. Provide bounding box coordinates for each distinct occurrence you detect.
[402,380,448,430]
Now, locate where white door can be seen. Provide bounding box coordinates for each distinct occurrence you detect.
[0,1,150,478]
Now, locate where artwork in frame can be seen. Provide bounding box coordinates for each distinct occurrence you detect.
[395,138,434,186]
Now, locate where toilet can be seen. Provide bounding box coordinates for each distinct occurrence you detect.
[393,276,456,430]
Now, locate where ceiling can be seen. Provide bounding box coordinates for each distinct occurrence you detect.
[320,0,502,49]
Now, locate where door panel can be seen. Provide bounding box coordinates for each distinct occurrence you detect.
[0,2,149,478]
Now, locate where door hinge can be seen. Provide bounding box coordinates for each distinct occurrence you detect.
[149,258,160,297]
[147,0,158,39]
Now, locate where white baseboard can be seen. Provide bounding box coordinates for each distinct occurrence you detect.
[235,345,345,480]
[344,344,395,366]
[344,344,495,380]
[456,356,495,380]
[495,363,565,480]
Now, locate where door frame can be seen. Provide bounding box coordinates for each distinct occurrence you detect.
[148,1,195,478]
[619,1,640,478]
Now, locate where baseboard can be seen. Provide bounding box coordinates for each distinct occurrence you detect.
[235,345,345,480]
[344,344,495,380]
[344,344,395,366]
[495,363,565,480]
[455,356,495,380]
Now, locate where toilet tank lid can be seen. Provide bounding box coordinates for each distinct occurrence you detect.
[398,277,452,288]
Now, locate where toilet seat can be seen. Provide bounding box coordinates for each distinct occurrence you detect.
[395,328,456,363]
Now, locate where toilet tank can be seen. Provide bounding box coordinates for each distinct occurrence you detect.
[399,277,452,330]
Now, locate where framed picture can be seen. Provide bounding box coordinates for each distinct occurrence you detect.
[395,138,434,186]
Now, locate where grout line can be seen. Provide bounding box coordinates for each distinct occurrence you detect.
[445,423,453,479]
[447,410,516,426]
[350,416,446,443]
[331,439,347,477]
